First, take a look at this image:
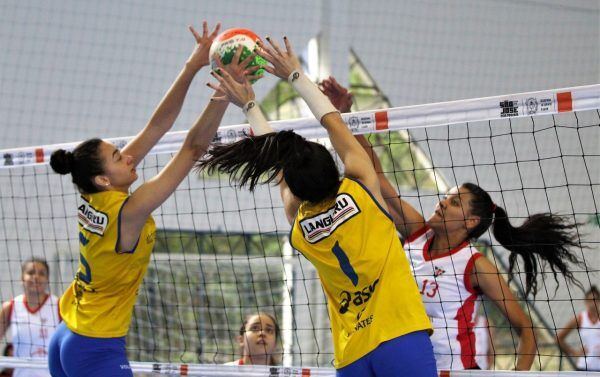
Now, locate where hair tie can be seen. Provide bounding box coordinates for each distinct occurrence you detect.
[491,203,497,212]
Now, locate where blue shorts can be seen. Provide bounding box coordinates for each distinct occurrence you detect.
[48,322,132,377]
[337,330,437,377]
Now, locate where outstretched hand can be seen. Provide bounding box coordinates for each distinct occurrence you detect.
[187,21,221,72]
[213,45,264,84]
[320,76,353,113]
[256,36,302,80]
[207,67,255,108]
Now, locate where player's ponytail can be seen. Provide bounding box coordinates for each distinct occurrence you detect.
[196,130,340,203]
[463,182,586,297]
[50,138,105,194]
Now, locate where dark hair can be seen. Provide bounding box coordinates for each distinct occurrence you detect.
[238,312,280,365]
[196,131,340,203]
[21,257,50,276]
[585,285,599,298]
[50,138,104,194]
[462,182,586,297]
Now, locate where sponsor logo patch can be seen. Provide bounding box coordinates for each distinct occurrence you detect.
[78,200,108,236]
[299,194,360,243]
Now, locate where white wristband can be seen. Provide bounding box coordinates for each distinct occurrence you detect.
[242,100,272,136]
[287,71,338,122]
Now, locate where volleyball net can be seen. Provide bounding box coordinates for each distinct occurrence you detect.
[0,84,598,376]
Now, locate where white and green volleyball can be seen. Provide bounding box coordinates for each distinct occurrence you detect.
[209,28,266,83]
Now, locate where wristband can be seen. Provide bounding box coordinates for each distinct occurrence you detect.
[287,70,338,122]
[242,100,272,136]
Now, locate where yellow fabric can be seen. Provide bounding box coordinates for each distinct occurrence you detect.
[60,190,156,338]
[290,178,431,368]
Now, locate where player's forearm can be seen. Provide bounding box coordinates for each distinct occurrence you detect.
[147,62,205,133]
[184,99,229,158]
[243,100,273,136]
[515,327,536,370]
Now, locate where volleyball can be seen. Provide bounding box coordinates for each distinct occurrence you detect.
[209,28,267,83]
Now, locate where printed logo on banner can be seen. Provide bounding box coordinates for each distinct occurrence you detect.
[114,139,127,150]
[212,132,222,143]
[525,98,538,115]
[3,153,13,166]
[360,116,372,129]
[539,97,553,112]
[499,100,519,117]
[226,129,237,140]
[348,116,360,131]
[269,366,312,376]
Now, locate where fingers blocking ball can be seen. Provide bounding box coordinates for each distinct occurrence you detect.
[209,28,267,84]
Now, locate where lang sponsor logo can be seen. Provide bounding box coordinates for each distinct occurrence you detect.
[299,194,360,243]
[78,200,108,236]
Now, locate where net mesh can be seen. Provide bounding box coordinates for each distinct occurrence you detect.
[0,0,599,375]
[0,99,598,374]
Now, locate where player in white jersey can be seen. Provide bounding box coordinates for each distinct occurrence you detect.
[473,314,494,370]
[558,286,600,371]
[0,259,61,377]
[321,78,588,371]
[402,226,489,369]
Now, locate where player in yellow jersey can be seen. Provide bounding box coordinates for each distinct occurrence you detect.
[321,78,588,371]
[46,22,261,377]
[197,37,436,377]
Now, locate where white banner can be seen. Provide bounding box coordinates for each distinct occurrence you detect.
[1,84,598,168]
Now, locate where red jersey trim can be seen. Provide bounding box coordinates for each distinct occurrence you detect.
[422,237,471,262]
[404,225,430,244]
[455,292,479,369]
[23,294,49,315]
[463,252,484,294]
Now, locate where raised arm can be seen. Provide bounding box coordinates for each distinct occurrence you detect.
[557,316,583,359]
[319,77,425,238]
[121,21,221,166]
[117,97,228,252]
[257,38,387,211]
[207,58,301,224]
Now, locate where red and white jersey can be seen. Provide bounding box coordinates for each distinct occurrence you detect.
[473,315,491,370]
[9,294,61,377]
[403,226,483,370]
[576,310,600,371]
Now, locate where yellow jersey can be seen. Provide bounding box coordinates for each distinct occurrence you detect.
[290,178,431,368]
[60,190,156,338]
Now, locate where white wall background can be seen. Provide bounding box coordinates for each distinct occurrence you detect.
[0,0,598,149]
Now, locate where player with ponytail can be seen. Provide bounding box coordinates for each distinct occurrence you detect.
[46,21,260,377]
[196,37,436,377]
[319,77,587,371]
